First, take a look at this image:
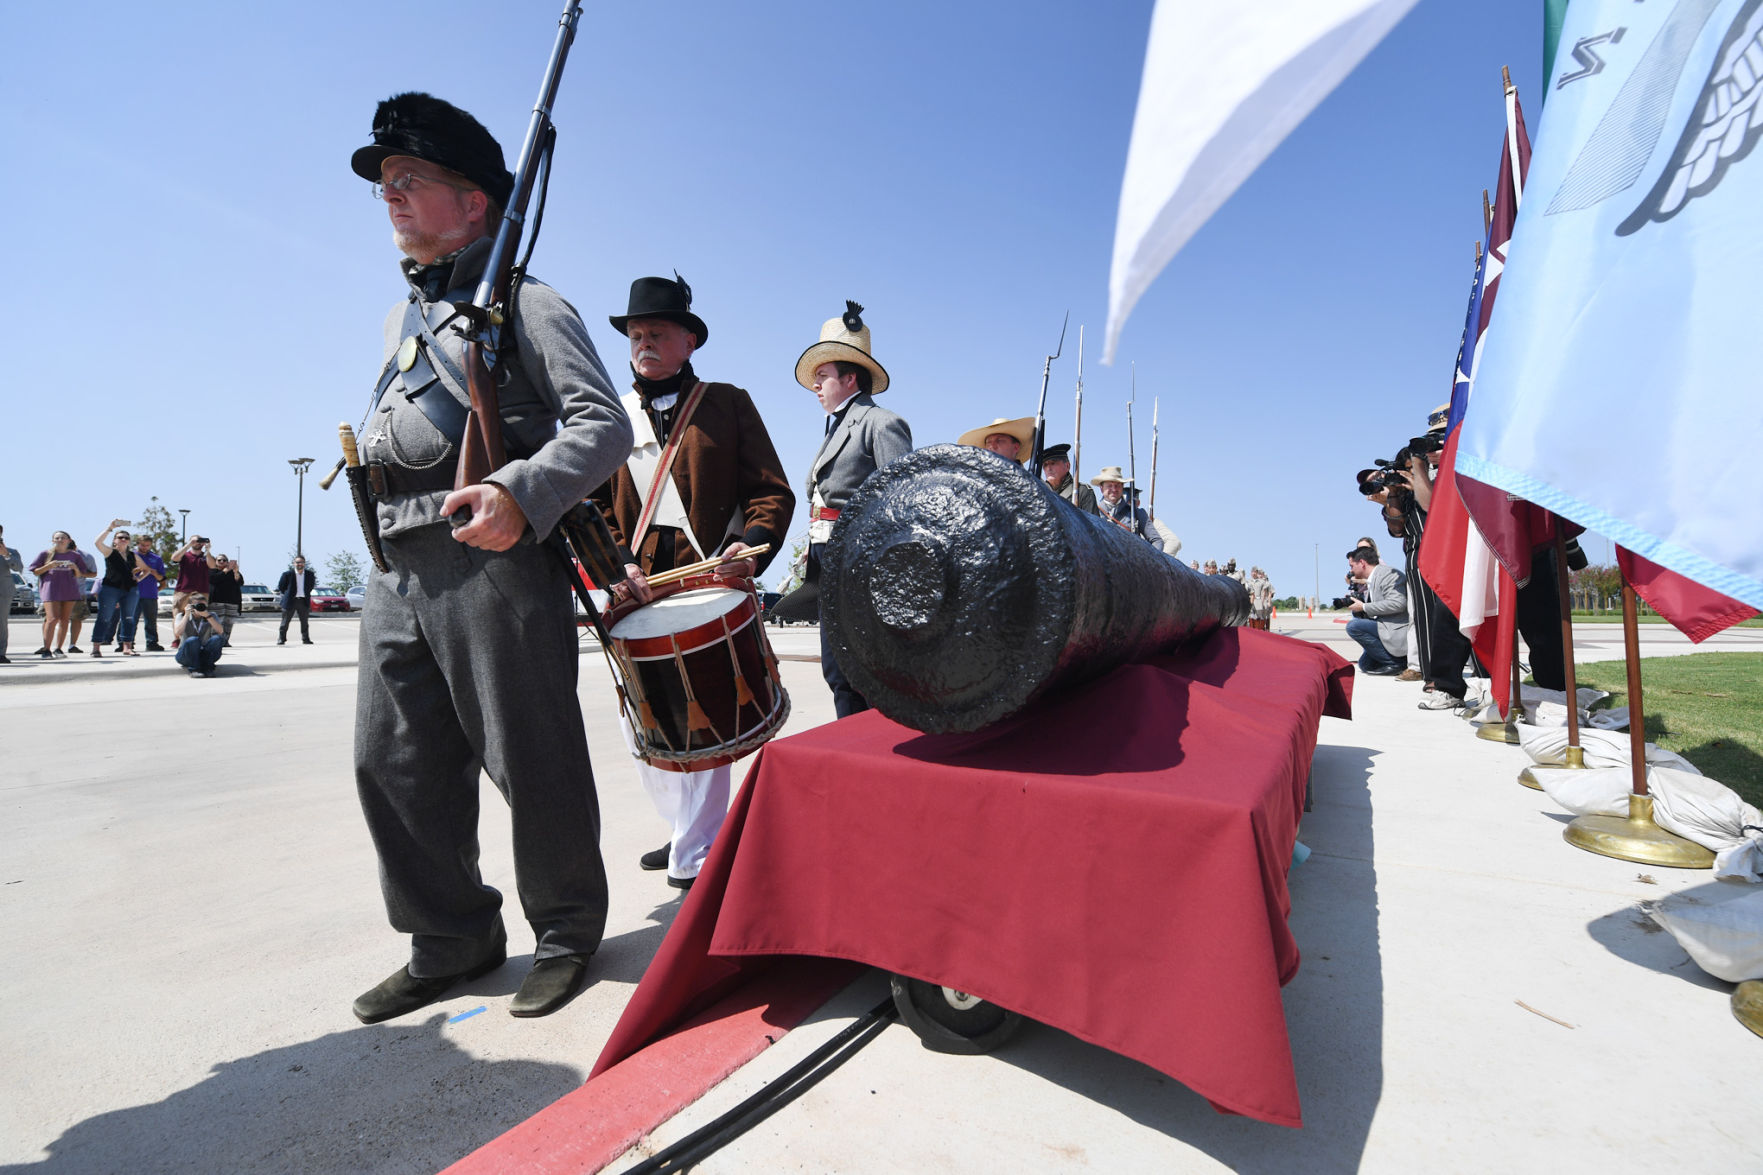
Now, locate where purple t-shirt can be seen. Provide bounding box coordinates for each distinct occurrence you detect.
[33,549,91,602]
[177,551,211,595]
[136,551,166,598]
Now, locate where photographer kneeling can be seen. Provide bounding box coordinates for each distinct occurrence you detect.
[173,593,226,678]
[1344,546,1410,675]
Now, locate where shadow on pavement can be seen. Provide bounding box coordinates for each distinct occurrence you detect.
[0,1015,582,1175]
[1585,903,1728,992]
[985,741,1385,1174]
[1,917,684,1175]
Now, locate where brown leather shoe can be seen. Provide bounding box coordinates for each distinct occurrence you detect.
[509,954,592,1018]
[1396,668,1423,681]
[352,930,506,1024]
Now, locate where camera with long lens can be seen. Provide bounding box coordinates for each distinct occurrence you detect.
[1356,446,1416,497]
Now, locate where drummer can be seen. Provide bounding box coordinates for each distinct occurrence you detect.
[591,273,794,890]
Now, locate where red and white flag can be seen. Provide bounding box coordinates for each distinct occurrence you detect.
[1419,82,1534,714]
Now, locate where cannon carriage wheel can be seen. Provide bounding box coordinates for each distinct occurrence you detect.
[888,974,1024,1055]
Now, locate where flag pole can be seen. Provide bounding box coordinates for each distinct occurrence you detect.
[1476,596,1524,743]
[1520,532,1587,787]
[1562,577,1713,867]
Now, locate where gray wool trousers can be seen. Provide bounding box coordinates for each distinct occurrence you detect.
[354,524,608,978]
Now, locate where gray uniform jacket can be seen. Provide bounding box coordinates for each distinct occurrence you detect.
[1051,474,1099,516]
[366,236,633,542]
[807,393,912,512]
[1361,561,1411,657]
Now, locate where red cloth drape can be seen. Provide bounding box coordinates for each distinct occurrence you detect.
[593,628,1351,1128]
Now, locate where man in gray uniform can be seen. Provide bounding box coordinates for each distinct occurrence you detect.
[346,93,633,1022]
[1040,443,1098,515]
[796,302,911,717]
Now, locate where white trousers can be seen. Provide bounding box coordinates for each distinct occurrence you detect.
[620,714,731,880]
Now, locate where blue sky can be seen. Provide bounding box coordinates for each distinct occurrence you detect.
[2,0,1552,600]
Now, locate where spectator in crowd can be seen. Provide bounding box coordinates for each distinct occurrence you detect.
[131,535,167,652]
[91,521,139,657]
[1223,557,1247,585]
[173,592,226,677]
[170,536,218,625]
[1,524,20,665]
[1344,546,1409,675]
[1248,566,1276,631]
[278,556,316,645]
[1203,559,1219,575]
[208,555,243,645]
[30,530,90,658]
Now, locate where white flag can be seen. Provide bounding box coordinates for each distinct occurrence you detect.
[1103,0,1420,363]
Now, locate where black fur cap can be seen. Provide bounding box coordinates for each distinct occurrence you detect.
[350,92,514,208]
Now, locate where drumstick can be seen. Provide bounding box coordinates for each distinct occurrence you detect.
[644,544,771,590]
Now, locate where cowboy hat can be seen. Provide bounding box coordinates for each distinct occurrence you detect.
[609,273,708,346]
[1089,465,1126,486]
[955,416,1036,464]
[795,301,889,394]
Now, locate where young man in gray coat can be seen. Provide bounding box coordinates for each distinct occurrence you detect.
[1344,547,1410,674]
[347,93,633,1023]
[796,302,911,716]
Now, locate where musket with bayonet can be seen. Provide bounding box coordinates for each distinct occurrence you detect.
[1072,325,1084,486]
[1026,311,1068,481]
[1148,396,1159,521]
[451,0,583,500]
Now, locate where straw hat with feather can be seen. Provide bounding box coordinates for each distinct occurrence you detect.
[955,416,1036,464]
[795,301,890,394]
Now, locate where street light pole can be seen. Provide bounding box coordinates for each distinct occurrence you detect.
[289,458,316,559]
[179,509,190,542]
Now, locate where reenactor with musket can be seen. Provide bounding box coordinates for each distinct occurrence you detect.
[345,83,633,1024]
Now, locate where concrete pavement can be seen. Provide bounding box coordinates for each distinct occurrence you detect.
[2,612,1759,1173]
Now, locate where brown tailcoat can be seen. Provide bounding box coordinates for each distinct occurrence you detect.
[590,381,795,576]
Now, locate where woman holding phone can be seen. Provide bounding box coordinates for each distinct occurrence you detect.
[30,530,89,658]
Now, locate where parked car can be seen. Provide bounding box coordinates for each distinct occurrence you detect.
[9,571,38,614]
[345,586,366,611]
[310,586,351,613]
[240,584,279,612]
[760,590,806,626]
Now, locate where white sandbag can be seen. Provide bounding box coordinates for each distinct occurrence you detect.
[1649,881,1763,982]
[1586,706,1629,731]
[1538,765,1632,817]
[1519,683,1610,711]
[1528,701,1574,728]
[1517,725,1702,774]
[1648,766,1763,883]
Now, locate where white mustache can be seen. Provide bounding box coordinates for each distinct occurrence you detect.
[636,349,661,364]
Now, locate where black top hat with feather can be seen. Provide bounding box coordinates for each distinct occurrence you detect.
[608,273,709,347]
[350,92,514,209]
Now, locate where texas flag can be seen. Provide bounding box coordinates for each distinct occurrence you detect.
[1418,81,1535,715]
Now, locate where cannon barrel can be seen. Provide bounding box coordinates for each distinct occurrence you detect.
[822,444,1249,733]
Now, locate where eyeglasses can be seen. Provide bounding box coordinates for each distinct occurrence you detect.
[372,171,476,201]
